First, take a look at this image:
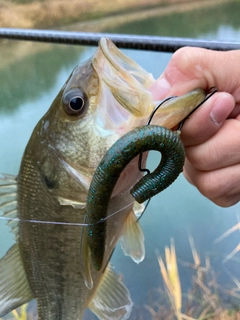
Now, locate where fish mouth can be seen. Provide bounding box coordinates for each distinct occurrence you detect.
[149,88,206,129]
[92,38,155,128]
[92,38,206,133]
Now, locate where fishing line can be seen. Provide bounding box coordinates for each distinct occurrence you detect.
[0,200,134,227]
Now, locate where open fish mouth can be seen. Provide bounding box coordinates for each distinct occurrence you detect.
[92,37,155,131]
[98,38,154,92]
[92,38,206,133]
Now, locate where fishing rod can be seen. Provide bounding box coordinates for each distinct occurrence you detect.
[0,28,240,52]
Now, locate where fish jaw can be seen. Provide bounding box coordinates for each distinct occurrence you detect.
[91,37,156,136]
[146,88,206,129]
[91,38,206,134]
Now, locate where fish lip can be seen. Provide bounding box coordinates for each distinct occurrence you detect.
[92,37,155,119]
[99,37,154,90]
[93,39,206,130]
[148,88,206,129]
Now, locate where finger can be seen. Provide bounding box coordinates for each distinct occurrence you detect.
[151,47,240,102]
[181,92,235,146]
[183,160,240,207]
[229,104,240,118]
[185,118,240,171]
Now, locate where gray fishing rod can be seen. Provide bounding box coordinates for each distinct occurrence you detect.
[0,28,240,52]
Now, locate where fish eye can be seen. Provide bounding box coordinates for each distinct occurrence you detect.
[63,88,88,116]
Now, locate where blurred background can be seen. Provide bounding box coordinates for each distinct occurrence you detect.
[1,0,240,319]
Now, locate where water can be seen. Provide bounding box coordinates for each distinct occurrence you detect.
[1,0,240,319]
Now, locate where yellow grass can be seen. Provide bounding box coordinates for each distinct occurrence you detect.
[148,236,240,320]
[214,219,240,264]
[0,304,28,320]
[157,238,182,317]
[2,232,240,319]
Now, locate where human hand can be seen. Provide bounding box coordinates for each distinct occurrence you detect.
[150,47,240,207]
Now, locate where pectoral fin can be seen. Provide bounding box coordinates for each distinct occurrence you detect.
[133,201,145,218]
[120,209,145,263]
[56,196,86,209]
[89,266,132,320]
[0,244,33,317]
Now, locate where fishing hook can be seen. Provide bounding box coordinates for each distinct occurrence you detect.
[136,96,177,221]
[137,96,177,175]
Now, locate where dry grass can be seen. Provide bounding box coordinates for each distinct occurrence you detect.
[157,239,182,318]
[146,236,240,320]
[2,232,240,320]
[0,304,33,320]
[214,219,240,264]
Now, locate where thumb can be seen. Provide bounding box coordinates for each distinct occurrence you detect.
[151,47,240,103]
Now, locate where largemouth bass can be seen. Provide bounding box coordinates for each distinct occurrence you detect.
[0,38,206,320]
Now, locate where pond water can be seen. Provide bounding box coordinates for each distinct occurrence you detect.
[1,0,240,319]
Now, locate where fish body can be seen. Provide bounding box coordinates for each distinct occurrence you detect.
[0,38,206,320]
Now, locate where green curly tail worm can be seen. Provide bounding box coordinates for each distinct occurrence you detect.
[84,125,185,270]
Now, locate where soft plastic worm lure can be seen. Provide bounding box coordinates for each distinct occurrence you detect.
[85,124,185,270]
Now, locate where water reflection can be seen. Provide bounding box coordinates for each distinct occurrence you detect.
[106,0,240,41]
[0,43,97,174]
[200,24,240,41]
[0,41,84,115]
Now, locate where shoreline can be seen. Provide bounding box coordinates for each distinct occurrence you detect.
[0,0,189,29]
[0,0,228,30]
[64,0,230,33]
[0,0,231,70]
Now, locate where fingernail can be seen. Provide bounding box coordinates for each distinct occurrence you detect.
[210,96,233,125]
[150,77,171,100]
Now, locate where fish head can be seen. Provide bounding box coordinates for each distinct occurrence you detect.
[41,38,157,173]
[35,38,159,203]
[38,38,206,202]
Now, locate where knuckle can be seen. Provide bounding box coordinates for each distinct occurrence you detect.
[212,197,236,208]
[172,47,205,75]
[196,175,220,200]
[185,146,210,171]
[196,172,240,208]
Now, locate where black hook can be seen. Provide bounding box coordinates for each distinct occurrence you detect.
[138,96,177,175]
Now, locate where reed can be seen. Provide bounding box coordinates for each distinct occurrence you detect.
[146,235,240,320]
